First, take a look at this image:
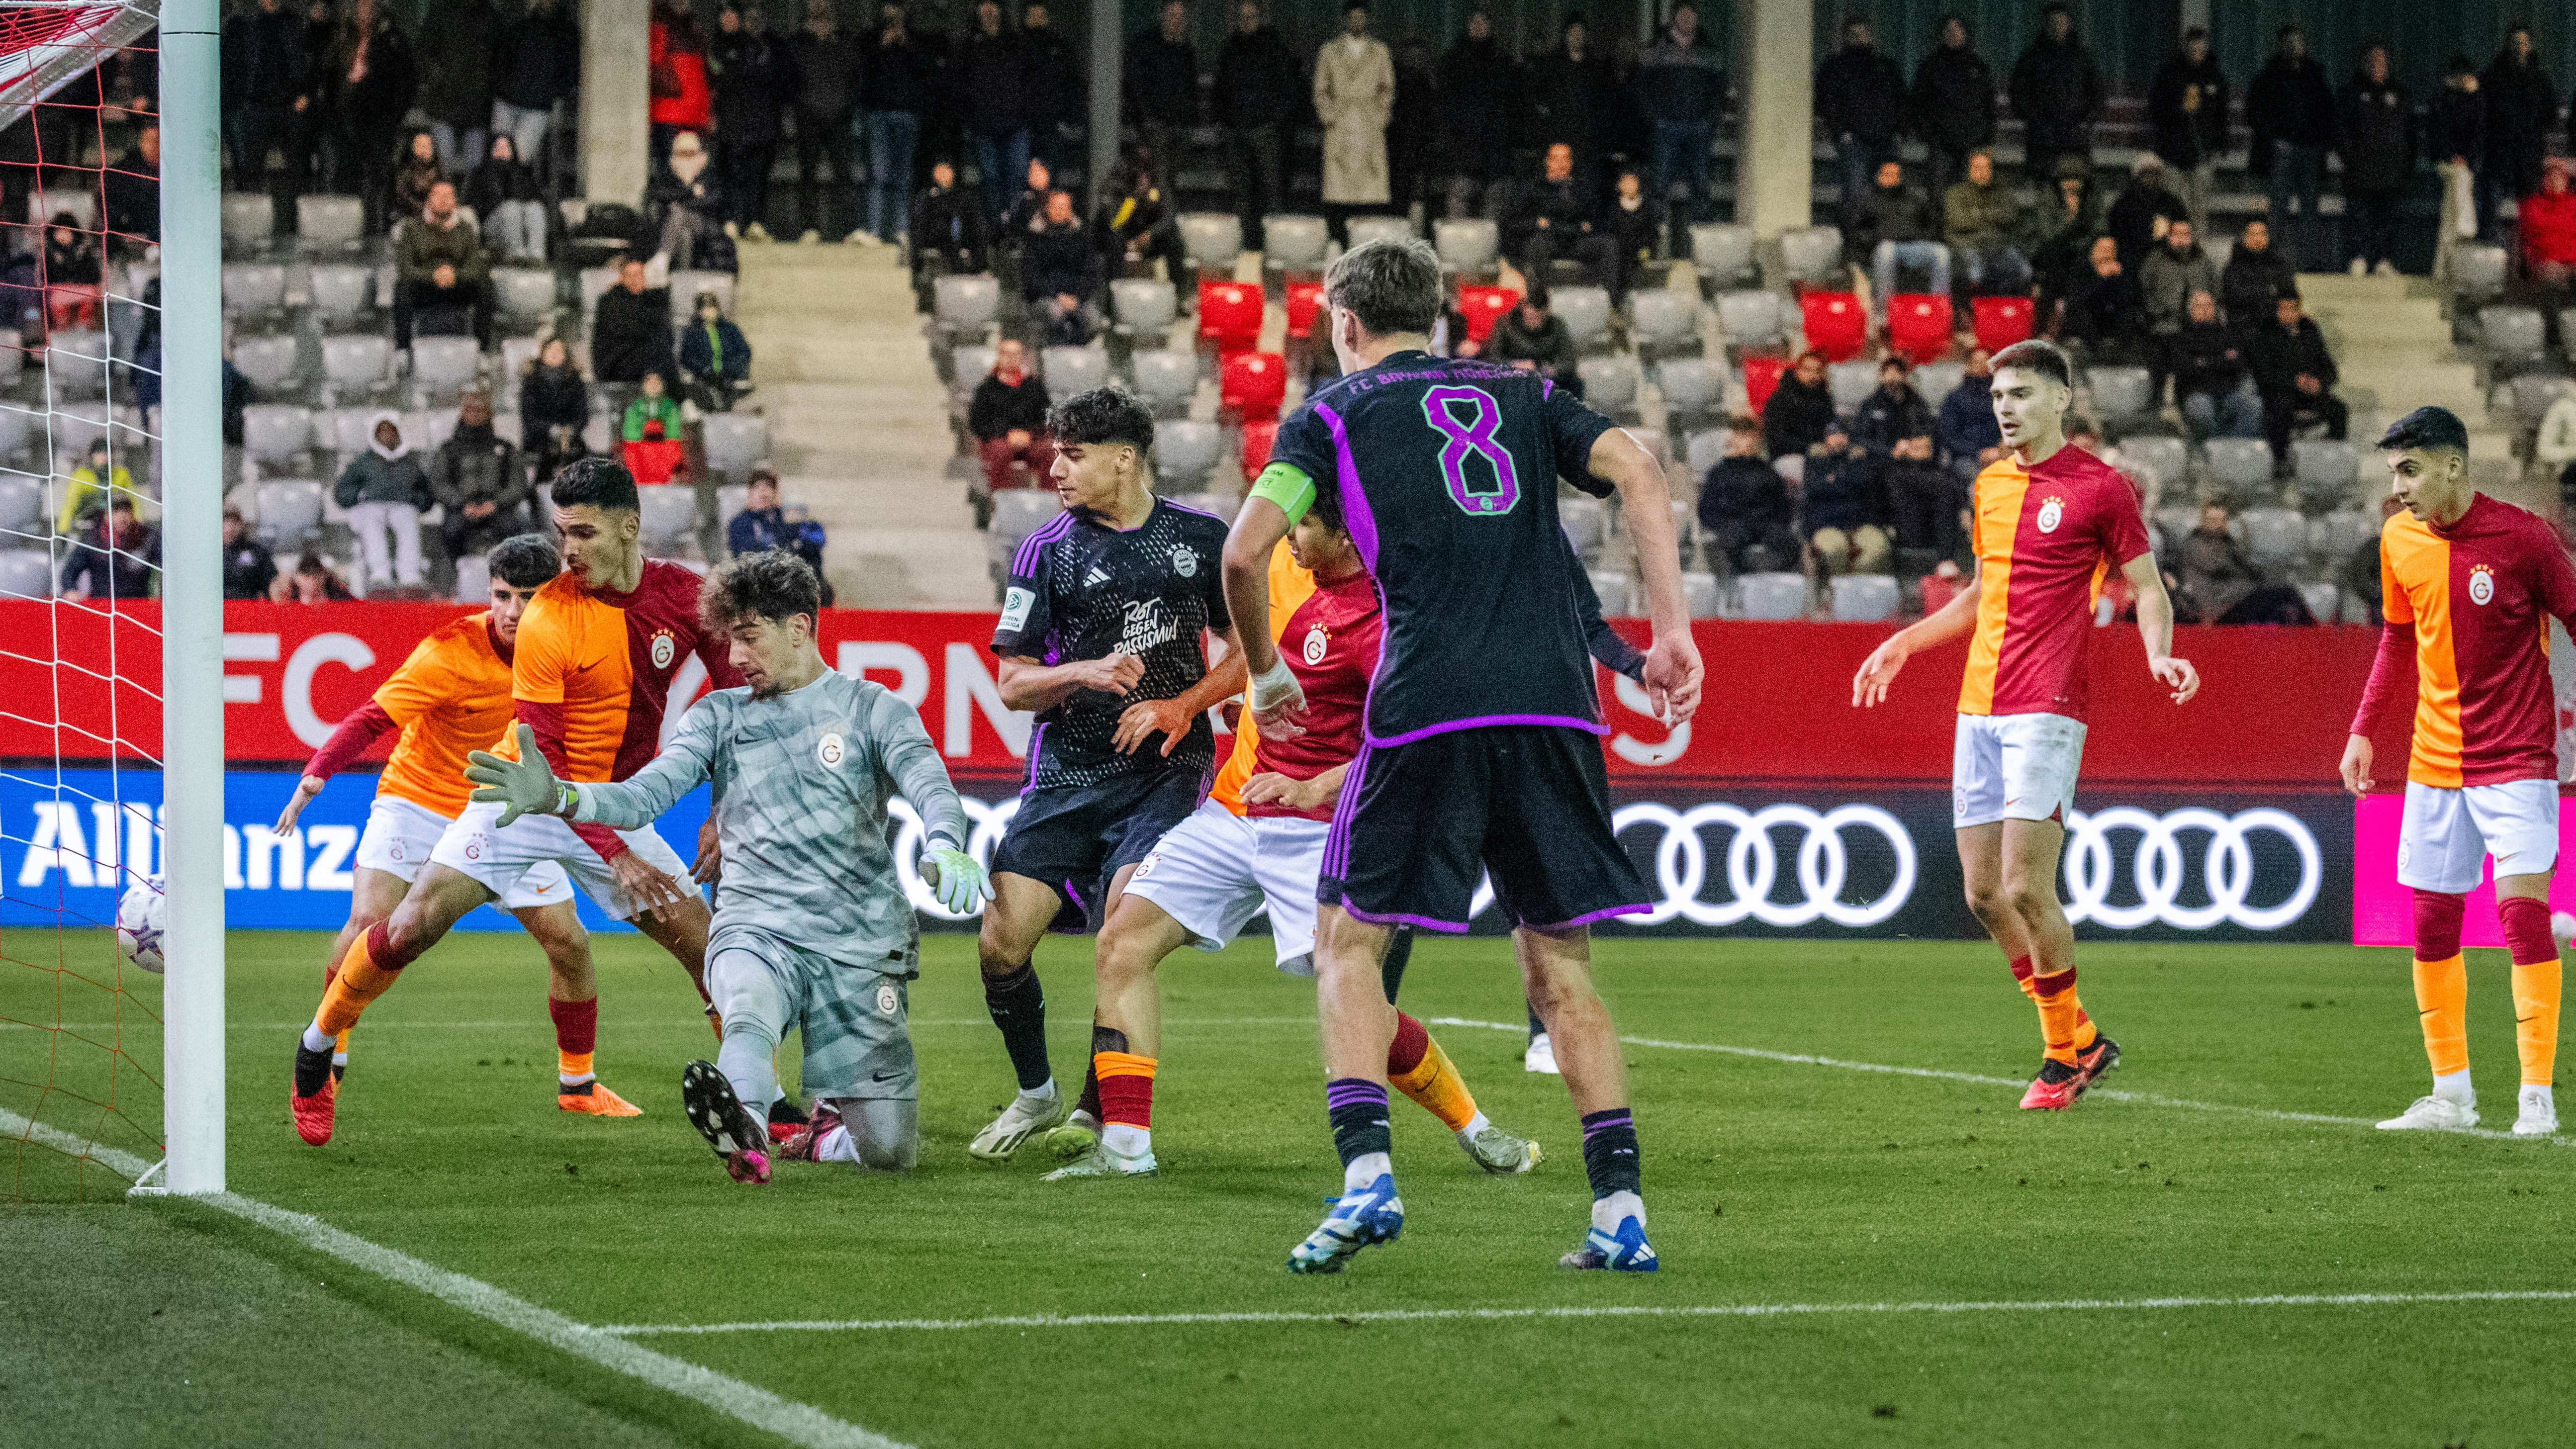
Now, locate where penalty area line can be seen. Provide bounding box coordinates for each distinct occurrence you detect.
[597,1288,2576,1337]
[0,1108,907,1449]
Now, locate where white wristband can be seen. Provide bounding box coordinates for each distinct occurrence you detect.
[1248,658,1299,711]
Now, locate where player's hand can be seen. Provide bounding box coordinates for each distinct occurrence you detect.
[608,849,693,922]
[1852,634,1911,708]
[463,724,564,826]
[1643,632,1704,725]
[1112,695,1196,755]
[274,775,326,834]
[1248,656,1308,738]
[1240,770,1330,812]
[2340,733,2375,797]
[2150,653,2199,705]
[692,815,723,885]
[921,842,992,914]
[1074,652,1146,697]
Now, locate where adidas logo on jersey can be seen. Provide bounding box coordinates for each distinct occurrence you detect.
[1084,567,1110,587]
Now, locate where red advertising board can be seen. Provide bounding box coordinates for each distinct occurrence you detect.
[0,601,2401,791]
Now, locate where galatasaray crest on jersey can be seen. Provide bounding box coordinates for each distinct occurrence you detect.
[650,630,677,668]
[1303,624,1329,665]
[2036,496,2065,534]
[818,731,845,767]
[2470,564,2495,606]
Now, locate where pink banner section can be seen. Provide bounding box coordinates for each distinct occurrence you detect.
[2352,793,2576,947]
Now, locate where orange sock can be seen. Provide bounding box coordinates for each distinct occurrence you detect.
[2011,956,2097,1052]
[1386,1011,1478,1132]
[2412,955,2470,1078]
[2514,959,2562,1087]
[315,923,405,1036]
[2031,967,2082,1067]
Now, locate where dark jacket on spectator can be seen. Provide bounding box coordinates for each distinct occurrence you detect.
[2340,74,2415,194]
[591,284,674,383]
[2178,525,2260,620]
[711,25,788,144]
[2168,318,2249,399]
[519,360,588,451]
[417,0,500,127]
[1505,178,1595,250]
[225,532,278,600]
[1125,25,1197,125]
[1637,27,1724,127]
[913,181,987,266]
[426,418,530,553]
[466,153,541,218]
[1215,25,1302,126]
[1604,194,1656,261]
[104,143,158,243]
[1840,179,1938,260]
[956,27,1025,137]
[2105,175,2184,269]
[2427,80,2485,167]
[1527,39,1612,161]
[858,26,929,115]
[2246,51,2336,169]
[1436,33,1519,169]
[1852,381,1933,457]
[1093,180,1172,263]
[2140,241,2218,335]
[789,25,857,115]
[1023,217,1098,302]
[2146,50,2229,169]
[969,369,1049,440]
[1817,40,1906,147]
[2248,314,2336,400]
[2479,50,2560,178]
[395,211,486,286]
[678,315,751,389]
[2219,242,2299,323]
[2008,30,2106,158]
[1487,309,1578,378]
[1800,447,1888,535]
[2065,266,2145,349]
[495,0,581,111]
[1762,373,1837,460]
[1937,374,2002,466]
[1019,20,1081,128]
[1698,455,1796,543]
[43,222,101,288]
[1910,33,1997,155]
[62,515,157,600]
[221,4,309,113]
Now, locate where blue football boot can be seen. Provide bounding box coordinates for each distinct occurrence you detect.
[1560,1214,1658,1272]
[1287,1173,1403,1274]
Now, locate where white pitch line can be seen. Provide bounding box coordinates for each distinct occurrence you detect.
[597,1288,2576,1338]
[1424,1018,2573,1146]
[1,1109,907,1449]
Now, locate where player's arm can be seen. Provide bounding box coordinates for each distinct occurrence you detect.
[2122,550,2199,705]
[869,689,992,914]
[1585,427,1703,724]
[276,700,397,832]
[1239,760,1350,813]
[466,704,718,831]
[1851,567,1982,708]
[1225,466,1306,735]
[2341,535,2414,796]
[1113,627,1247,756]
[1567,551,1648,681]
[996,652,1147,713]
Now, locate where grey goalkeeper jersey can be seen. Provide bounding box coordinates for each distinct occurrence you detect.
[571,670,967,974]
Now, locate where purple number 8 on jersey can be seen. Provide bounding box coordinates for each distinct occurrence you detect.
[1421,384,1519,515]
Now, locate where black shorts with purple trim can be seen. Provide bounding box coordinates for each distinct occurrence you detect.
[1316,724,1647,933]
[992,764,1208,933]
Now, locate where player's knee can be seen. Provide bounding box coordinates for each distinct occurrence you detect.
[1962,880,2008,920]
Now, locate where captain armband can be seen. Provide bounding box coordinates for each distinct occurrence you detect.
[1248,462,1316,528]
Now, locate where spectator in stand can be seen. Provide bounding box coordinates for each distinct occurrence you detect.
[1529,17,1612,206]
[1942,150,2029,296]
[222,0,313,201]
[1436,11,1516,220]
[710,2,787,237]
[333,412,430,590]
[1313,1,1393,240]
[2340,43,2414,278]
[1386,30,1438,218]
[968,338,1053,494]
[2061,234,2144,360]
[957,0,1028,223]
[1852,354,1932,456]
[913,160,988,292]
[1909,13,1997,201]
[2521,159,2576,342]
[1018,3,1082,179]
[729,467,787,554]
[41,212,102,331]
[416,0,498,171]
[1093,151,1180,277]
[1816,15,1906,205]
[103,122,159,248]
[2008,4,2104,185]
[2140,215,2216,342]
[1639,3,1723,232]
[274,550,357,603]
[648,0,713,170]
[643,129,730,272]
[1216,2,1300,251]
[389,127,443,220]
[2479,25,2560,240]
[518,335,589,480]
[391,181,488,350]
[2145,26,2227,236]
[2105,153,2183,271]
[1126,0,1198,193]
[491,0,579,173]
[1842,160,1947,307]
[466,133,548,265]
[1023,189,1099,345]
[787,0,859,241]
[1603,169,1656,282]
[621,371,687,485]
[56,439,130,534]
[2536,388,2576,508]
[591,257,674,385]
[1853,355,1951,560]
[2169,289,2260,442]
[2246,24,2336,269]
[1801,419,1891,577]
[320,0,416,226]
[2027,164,2098,310]
[2219,217,2297,326]
[2429,56,2485,281]
[678,290,753,412]
[1486,285,1580,391]
[1761,349,1836,462]
[1506,144,1622,301]
[1936,345,2004,483]
[1698,416,1799,575]
[857,1,929,245]
[2175,502,2312,625]
[61,499,157,602]
[2248,293,2347,464]
[222,507,278,601]
[428,389,531,558]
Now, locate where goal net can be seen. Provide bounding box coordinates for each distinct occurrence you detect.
[0,0,190,1200]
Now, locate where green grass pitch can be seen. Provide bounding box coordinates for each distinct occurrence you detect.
[8,927,2576,1448]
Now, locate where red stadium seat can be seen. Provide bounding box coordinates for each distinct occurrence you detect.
[1972,295,2034,353]
[1920,567,1964,616]
[1885,294,1953,365]
[1742,354,1789,415]
[1285,280,1325,340]
[1457,283,1520,345]
[1241,419,1280,479]
[1197,279,1264,355]
[1798,291,1867,362]
[1220,350,1287,422]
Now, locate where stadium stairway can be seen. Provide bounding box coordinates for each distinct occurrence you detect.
[2296,272,2538,513]
[732,238,991,609]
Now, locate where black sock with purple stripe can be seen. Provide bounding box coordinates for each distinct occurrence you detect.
[983,963,1051,1091]
[1326,1078,1392,1166]
[1580,1107,1641,1199]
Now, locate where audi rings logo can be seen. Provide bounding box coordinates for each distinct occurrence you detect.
[2061,807,2321,931]
[888,796,1023,919]
[1610,802,1918,927]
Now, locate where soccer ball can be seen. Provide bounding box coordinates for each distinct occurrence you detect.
[116,874,166,975]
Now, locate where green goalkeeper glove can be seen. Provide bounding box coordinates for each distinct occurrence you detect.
[463,724,572,827]
[922,840,992,915]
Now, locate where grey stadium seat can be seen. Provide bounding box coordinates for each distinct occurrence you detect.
[493,268,556,326]
[2509,373,2575,430]
[48,401,116,458]
[948,344,997,404]
[2308,510,2373,564]
[256,479,325,542]
[1110,279,1178,341]
[716,483,749,539]
[2481,306,2548,367]
[1688,224,1756,290]
[307,263,373,321]
[296,194,367,251]
[1829,573,1899,622]
[325,407,380,459]
[33,187,95,233]
[1912,360,1965,406]
[2239,508,2306,571]
[452,551,490,603]
[322,334,393,393]
[1130,350,1197,417]
[1716,289,1783,350]
[933,274,1000,334]
[2299,581,2340,623]
[1151,421,1220,491]
[1587,571,1633,620]
[1682,570,1722,619]
[0,547,52,599]
[578,265,621,314]
[2204,438,2275,494]
[701,413,766,481]
[1560,495,1606,555]
[232,334,301,393]
[222,263,288,315]
[1041,345,1108,397]
[1738,572,1808,620]
[1828,360,1878,413]
[1779,226,1843,283]
[1551,286,1610,352]
[1345,215,1416,250]
[2292,439,2357,496]
[2119,435,2189,493]
[1262,215,1329,272]
[1684,427,1728,478]
[2451,245,2508,304]
[2086,366,2153,422]
[1433,218,1498,272]
[1180,213,1245,271]
[638,484,696,555]
[409,336,482,398]
[1658,359,1722,431]
[500,335,541,383]
[222,192,274,253]
[991,489,1064,545]
[1629,289,1700,360]
[0,477,40,540]
[1576,357,1638,420]
[668,271,734,324]
[44,331,111,398]
[0,406,33,461]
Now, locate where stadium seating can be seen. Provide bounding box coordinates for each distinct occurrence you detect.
[1283,280,1325,342]
[295,194,367,253]
[701,413,766,482]
[668,271,734,324]
[2299,581,2340,623]
[1110,279,1178,348]
[222,263,288,317]
[1657,358,1721,432]
[322,334,394,398]
[0,477,40,539]
[1262,215,1329,274]
[307,263,373,323]
[2239,508,2306,572]
[1346,215,1416,250]
[2120,435,2189,494]
[1180,213,1245,274]
[1798,292,1866,362]
[991,488,1064,545]
[1586,570,1633,619]
[243,404,314,468]
[1683,427,1727,477]
[1716,289,1784,353]
[1196,279,1264,355]
[1827,359,1877,412]
[1130,350,1197,417]
[1577,357,1638,421]
[452,551,490,602]
[2309,509,2373,566]
[1913,359,1965,405]
[1743,355,1789,413]
[1434,219,1500,276]
[232,335,300,393]
[493,268,556,328]
[2479,306,2548,373]
[410,337,482,403]
[1240,419,1279,479]
[1739,571,1808,620]
[1553,286,1610,352]
[1042,345,1109,398]
[2290,439,2356,499]
[2204,437,2275,496]
[1457,283,1519,345]
[2085,366,2154,427]
[1681,571,1722,618]
[1779,226,1843,284]
[932,274,1000,343]
[500,335,541,384]
[1219,351,1286,422]
[1829,573,1898,622]
[637,482,696,555]
[44,331,110,398]
[222,192,273,254]
[1152,421,1221,491]
[2450,245,2508,305]
[1629,289,1701,362]
[0,548,52,598]
[256,479,326,543]
[2505,372,2573,431]
[51,402,116,457]
[1688,224,1757,291]
[0,406,34,463]
[1885,294,1952,364]
[1971,295,2033,353]
[1171,490,1239,523]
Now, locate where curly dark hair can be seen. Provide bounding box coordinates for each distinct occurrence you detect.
[1047,385,1156,452]
[549,455,639,514]
[487,533,561,588]
[701,548,823,634]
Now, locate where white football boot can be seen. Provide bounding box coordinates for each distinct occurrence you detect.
[2512,1085,2558,1137]
[2376,1093,2480,1131]
[1524,1032,1561,1075]
[968,1084,1063,1160]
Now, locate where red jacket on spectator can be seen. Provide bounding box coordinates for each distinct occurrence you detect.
[649,20,713,131]
[2523,184,2576,268]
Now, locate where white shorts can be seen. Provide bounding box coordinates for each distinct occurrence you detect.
[2397,779,2561,894]
[1953,712,2087,829]
[1122,798,1329,975]
[357,796,573,912]
[428,798,693,922]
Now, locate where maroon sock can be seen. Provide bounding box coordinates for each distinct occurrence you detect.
[2414,890,2467,961]
[549,995,599,1056]
[2499,896,2557,965]
[1386,1011,1430,1077]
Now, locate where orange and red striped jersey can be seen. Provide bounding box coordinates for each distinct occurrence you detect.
[1956,444,2152,721]
[496,559,739,782]
[1209,541,1382,821]
[2376,495,2576,788]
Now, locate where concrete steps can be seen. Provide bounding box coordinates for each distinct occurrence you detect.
[2290,271,2543,511]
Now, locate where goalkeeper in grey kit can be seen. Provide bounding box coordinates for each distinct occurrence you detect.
[468,552,991,1183]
